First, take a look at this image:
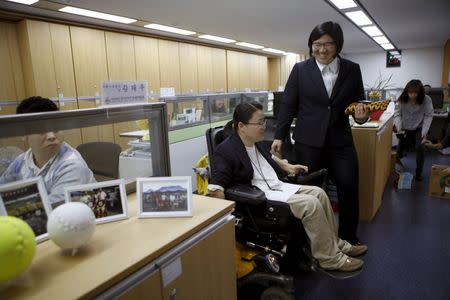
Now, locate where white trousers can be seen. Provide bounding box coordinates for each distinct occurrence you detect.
[287,185,352,269]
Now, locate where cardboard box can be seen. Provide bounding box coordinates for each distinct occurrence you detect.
[428,165,450,199]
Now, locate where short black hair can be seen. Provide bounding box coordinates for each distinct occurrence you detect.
[16,96,58,114]
[308,21,344,56]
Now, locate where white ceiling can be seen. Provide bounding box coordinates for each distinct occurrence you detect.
[1,0,449,55]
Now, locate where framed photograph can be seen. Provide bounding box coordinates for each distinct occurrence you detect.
[386,50,401,68]
[136,176,192,218]
[0,177,52,242]
[64,179,128,224]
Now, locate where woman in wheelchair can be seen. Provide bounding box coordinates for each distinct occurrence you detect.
[208,102,367,272]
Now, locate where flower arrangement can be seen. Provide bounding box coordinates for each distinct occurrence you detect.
[366,73,394,101]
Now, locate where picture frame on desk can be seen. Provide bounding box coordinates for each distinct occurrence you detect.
[136,176,193,218]
[0,177,52,243]
[64,179,128,224]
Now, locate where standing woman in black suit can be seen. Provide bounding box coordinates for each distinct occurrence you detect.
[271,21,370,245]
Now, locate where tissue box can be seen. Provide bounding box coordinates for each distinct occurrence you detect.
[428,165,450,199]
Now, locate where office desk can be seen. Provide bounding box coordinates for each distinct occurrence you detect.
[2,194,236,300]
[352,114,394,221]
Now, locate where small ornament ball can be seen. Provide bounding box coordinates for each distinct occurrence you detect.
[47,202,96,253]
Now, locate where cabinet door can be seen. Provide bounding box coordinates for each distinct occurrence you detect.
[134,36,161,99]
[0,21,24,148]
[161,220,236,300]
[226,50,240,92]
[105,31,138,150]
[239,53,251,91]
[117,269,163,300]
[197,45,213,93]
[179,43,198,94]
[211,48,227,93]
[159,40,181,94]
[70,26,114,143]
[49,23,82,148]
[17,20,57,97]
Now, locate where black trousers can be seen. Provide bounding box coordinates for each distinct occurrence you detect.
[294,142,360,242]
[396,127,425,174]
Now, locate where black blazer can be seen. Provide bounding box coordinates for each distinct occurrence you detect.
[274,57,365,148]
[210,133,286,189]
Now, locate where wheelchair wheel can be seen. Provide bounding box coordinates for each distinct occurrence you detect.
[260,287,294,300]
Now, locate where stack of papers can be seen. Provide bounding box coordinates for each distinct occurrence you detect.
[352,121,379,128]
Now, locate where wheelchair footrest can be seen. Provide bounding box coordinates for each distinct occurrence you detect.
[237,271,295,293]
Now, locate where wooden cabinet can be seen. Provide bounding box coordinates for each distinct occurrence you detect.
[70,26,114,143]
[179,43,199,94]
[352,117,394,221]
[197,45,214,93]
[134,36,161,97]
[105,31,139,150]
[211,48,227,92]
[227,50,240,92]
[0,21,25,148]
[2,195,236,300]
[159,40,181,93]
[161,220,235,300]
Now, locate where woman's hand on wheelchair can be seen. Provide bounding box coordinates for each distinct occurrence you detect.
[286,164,308,176]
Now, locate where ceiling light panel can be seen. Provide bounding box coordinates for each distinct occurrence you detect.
[329,0,357,10]
[361,26,382,37]
[59,6,136,24]
[373,36,389,44]
[345,10,372,26]
[198,35,236,43]
[144,24,196,35]
[262,48,286,55]
[236,42,264,49]
[380,43,395,50]
[7,0,39,4]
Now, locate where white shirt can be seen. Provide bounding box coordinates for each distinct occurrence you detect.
[0,142,96,206]
[316,57,340,98]
[246,146,300,202]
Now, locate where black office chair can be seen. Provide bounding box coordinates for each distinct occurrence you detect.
[76,142,122,181]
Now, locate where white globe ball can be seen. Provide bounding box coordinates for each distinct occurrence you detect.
[47,202,96,252]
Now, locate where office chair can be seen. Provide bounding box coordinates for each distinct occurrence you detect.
[76,142,122,181]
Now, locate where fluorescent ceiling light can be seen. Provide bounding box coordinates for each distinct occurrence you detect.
[285,52,299,56]
[329,0,357,10]
[59,6,136,24]
[345,10,372,26]
[373,36,389,44]
[389,50,400,55]
[362,26,383,37]
[380,43,395,50]
[236,42,264,49]
[7,0,38,4]
[198,35,235,43]
[144,24,195,35]
[262,48,286,55]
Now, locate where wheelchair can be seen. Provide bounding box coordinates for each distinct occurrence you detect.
[206,126,359,300]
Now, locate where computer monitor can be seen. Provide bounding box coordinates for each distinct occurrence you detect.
[272,91,284,118]
[425,87,444,109]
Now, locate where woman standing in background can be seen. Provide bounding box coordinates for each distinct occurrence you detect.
[394,79,434,181]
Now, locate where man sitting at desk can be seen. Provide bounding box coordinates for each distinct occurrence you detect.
[0,96,95,208]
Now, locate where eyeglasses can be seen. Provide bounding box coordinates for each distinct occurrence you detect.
[245,119,267,127]
[312,41,336,50]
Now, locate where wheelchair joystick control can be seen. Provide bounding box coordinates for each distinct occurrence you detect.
[265,254,280,273]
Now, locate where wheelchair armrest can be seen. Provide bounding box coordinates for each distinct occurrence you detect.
[288,168,328,184]
[225,185,266,205]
